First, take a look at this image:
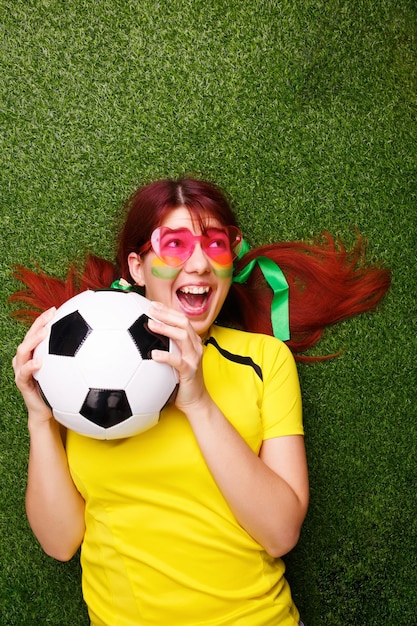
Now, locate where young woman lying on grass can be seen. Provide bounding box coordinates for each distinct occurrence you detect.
[12,177,390,626]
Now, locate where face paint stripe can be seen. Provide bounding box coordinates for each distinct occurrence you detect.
[211,251,233,266]
[212,267,234,278]
[211,259,234,278]
[151,263,182,279]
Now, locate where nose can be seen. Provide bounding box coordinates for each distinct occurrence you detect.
[183,242,211,274]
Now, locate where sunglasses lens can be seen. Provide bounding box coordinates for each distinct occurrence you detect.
[203,227,242,264]
[151,228,191,266]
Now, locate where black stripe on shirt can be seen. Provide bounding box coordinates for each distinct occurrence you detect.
[204,336,263,381]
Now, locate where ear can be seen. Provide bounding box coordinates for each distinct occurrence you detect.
[127,252,146,286]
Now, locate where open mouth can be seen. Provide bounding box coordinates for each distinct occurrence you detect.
[176,286,211,313]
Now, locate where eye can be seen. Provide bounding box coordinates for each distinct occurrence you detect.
[206,230,229,250]
[166,238,185,249]
[160,234,189,252]
[209,239,228,250]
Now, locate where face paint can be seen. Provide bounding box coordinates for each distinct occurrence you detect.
[151,256,182,279]
[210,255,234,278]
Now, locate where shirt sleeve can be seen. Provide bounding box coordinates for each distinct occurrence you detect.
[260,337,304,440]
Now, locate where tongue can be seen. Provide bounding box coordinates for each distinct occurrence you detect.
[178,291,207,309]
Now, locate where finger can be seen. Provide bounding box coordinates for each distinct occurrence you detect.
[14,327,48,368]
[147,305,198,341]
[151,347,182,367]
[14,308,56,364]
[149,302,189,329]
[14,348,43,378]
[27,306,56,332]
[147,317,189,345]
[151,349,199,386]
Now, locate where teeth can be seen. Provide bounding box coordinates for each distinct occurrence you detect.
[180,286,210,295]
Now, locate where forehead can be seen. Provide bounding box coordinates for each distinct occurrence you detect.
[160,207,223,232]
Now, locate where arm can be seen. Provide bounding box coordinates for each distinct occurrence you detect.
[13,309,85,561]
[174,396,308,557]
[148,305,309,557]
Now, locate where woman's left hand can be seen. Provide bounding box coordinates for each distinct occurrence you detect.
[147,302,208,411]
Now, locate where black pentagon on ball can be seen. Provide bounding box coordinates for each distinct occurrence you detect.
[128,314,170,359]
[49,311,92,357]
[80,388,132,428]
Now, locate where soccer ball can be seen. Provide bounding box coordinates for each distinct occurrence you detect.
[33,289,178,439]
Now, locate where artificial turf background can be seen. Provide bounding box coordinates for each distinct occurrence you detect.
[1,1,416,624]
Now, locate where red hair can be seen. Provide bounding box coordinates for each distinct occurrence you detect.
[220,233,391,359]
[9,178,391,360]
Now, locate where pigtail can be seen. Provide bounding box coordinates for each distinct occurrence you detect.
[221,232,391,359]
[9,255,117,324]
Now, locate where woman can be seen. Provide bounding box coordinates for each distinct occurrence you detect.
[12,178,390,625]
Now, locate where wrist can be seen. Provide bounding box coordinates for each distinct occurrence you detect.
[178,388,218,423]
[27,412,58,436]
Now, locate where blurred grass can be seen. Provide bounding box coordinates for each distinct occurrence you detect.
[1,0,416,624]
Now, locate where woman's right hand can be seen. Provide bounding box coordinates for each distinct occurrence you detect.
[12,307,56,422]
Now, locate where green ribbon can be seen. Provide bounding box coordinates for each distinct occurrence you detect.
[232,240,290,341]
[111,279,133,291]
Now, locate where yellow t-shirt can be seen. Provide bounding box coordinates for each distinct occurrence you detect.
[66,325,304,626]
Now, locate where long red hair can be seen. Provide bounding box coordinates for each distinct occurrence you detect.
[9,178,391,360]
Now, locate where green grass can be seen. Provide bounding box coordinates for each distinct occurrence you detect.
[1,0,416,624]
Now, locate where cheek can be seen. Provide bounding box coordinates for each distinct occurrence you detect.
[150,257,182,279]
[211,260,234,279]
